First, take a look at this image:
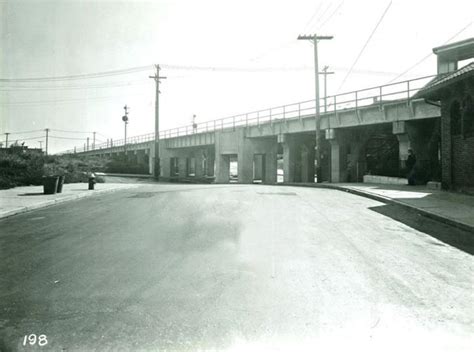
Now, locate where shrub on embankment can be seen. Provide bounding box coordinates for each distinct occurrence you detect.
[0,151,44,189]
[0,150,109,189]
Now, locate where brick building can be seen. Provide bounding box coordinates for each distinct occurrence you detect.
[417,38,474,193]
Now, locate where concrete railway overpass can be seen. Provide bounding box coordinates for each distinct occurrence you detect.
[62,75,441,184]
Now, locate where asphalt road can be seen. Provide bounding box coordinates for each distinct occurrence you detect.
[0,184,472,351]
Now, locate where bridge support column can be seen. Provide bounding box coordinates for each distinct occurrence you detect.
[238,134,278,184]
[215,131,238,183]
[207,153,215,176]
[215,130,277,183]
[237,137,253,183]
[329,139,344,183]
[283,134,315,183]
[215,154,231,183]
[146,146,154,175]
[393,121,411,170]
[178,157,187,178]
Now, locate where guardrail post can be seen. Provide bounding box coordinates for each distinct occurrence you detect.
[206,121,209,132]
[333,96,337,116]
[245,113,248,126]
[298,103,301,119]
[257,111,260,126]
[233,116,235,130]
[283,105,286,120]
[407,80,411,100]
[269,108,272,124]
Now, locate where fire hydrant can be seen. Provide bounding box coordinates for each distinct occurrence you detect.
[88,173,96,190]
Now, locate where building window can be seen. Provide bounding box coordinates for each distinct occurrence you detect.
[462,95,474,137]
[450,100,462,136]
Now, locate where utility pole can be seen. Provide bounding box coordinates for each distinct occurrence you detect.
[4,132,9,148]
[38,141,43,149]
[45,128,49,155]
[86,137,90,151]
[297,34,333,183]
[93,132,96,150]
[149,64,167,178]
[122,105,129,154]
[320,66,334,113]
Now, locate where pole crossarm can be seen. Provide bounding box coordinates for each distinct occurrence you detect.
[297,35,334,40]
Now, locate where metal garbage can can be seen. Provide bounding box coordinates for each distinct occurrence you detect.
[56,175,65,193]
[43,176,59,194]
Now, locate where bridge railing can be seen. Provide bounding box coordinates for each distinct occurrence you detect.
[57,74,436,154]
[159,74,436,138]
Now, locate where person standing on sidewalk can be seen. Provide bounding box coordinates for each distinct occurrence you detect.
[406,149,417,185]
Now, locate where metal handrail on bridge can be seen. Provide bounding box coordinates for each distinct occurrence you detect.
[58,74,436,154]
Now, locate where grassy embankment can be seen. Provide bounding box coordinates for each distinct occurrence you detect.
[0,150,108,190]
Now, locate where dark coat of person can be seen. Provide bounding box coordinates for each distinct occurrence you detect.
[406,152,417,185]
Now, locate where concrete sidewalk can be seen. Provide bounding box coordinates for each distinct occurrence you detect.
[286,182,474,233]
[0,183,138,219]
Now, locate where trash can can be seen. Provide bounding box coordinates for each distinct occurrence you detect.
[56,175,65,193]
[43,176,59,194]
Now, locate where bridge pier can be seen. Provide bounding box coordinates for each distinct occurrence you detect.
[326,127,372,183]
[160,145,215,180]
[214,130,277,184]
[282,134,315,183]
[239,136,278,184]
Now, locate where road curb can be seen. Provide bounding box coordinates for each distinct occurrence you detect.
[0,185,137,220]
[281,183,474,233]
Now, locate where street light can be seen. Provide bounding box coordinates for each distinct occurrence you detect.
[122,105,129,153]
[192,114,197,133]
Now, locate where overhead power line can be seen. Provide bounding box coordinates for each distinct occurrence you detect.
[337,0,392,93]
[7,135,44,142]
[317,0,345,31]
[49,135,92,141]
[311,3,333,31]
[0,65,153,83]
[3,129,44,135]
[387,21,473,83]
[50,128,95,134]
[0,79,150,91]
[2,93,146,107]
[302,3,324,33]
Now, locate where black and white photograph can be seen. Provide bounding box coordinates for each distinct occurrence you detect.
[1,0,473,350]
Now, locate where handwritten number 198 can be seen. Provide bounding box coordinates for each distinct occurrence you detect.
[22,334,48,346]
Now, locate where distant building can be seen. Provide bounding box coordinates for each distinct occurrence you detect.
[417,38,474,193]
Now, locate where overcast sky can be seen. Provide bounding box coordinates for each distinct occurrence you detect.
[1,0,473,153]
